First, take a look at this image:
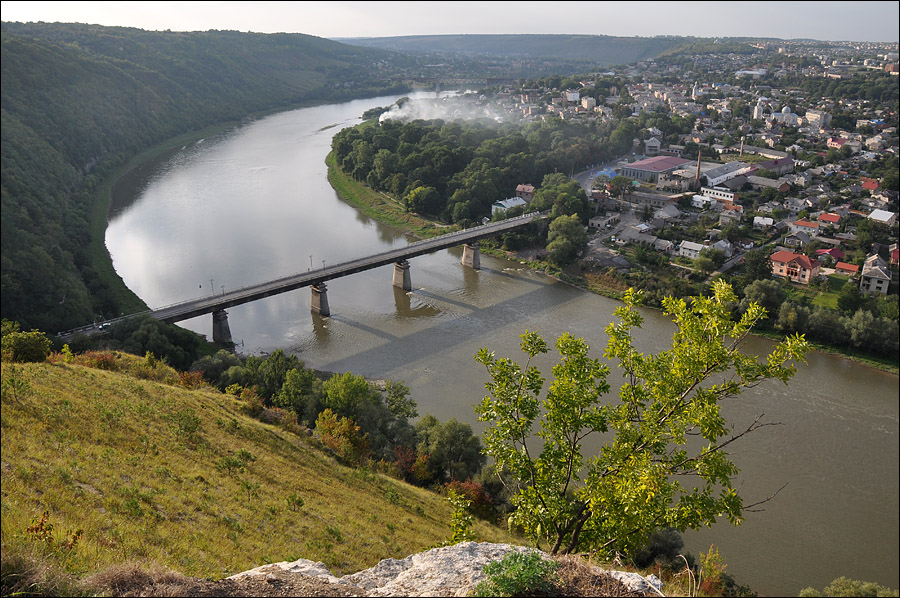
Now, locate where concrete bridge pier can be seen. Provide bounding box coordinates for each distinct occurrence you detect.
[212,309,233,344]
[310,283,330,317]
[393,260,412,291]
[461,242,481,270]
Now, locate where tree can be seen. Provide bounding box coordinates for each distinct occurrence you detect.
[743,249,772,283]
[474,281,808,556]
[322,372,374,418]
[609,175,633,200]
[546,214,588,266]
[837,281,866,315]
[415,415,486,484]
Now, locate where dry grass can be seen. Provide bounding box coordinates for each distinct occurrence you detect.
[1,360,516,583]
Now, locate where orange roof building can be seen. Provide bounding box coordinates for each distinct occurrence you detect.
[770,250,820,285]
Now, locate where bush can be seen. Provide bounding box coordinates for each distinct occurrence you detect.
[629,527,685,570]
[473,551,560,597]
[1,330,52,363]
[315,408,370,466]
[798,576,899,597]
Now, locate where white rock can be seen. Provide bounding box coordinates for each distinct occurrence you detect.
[228,541,665,597]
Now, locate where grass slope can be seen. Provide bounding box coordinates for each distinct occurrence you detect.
[0,358,516,580]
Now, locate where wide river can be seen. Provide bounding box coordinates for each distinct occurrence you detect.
[106,93,899,596]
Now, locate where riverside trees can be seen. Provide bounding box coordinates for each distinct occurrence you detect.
[474,280,809,556]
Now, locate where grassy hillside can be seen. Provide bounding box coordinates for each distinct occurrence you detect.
[0,356,516,581]
[0,22,410,333]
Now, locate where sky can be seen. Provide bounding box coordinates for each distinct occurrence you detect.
[1,1,898,43]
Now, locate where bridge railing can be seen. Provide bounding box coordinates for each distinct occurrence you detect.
[153,212,543,306]
[69,212,544,326]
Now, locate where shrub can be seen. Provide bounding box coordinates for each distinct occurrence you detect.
[445,489,475,545]
[1,330,52,363]
[239,387,264,418]
[798,576,899,597]
[315,408,370,466]
[473,551,560,597]
[445,478,494,520]
[630,527,685,570]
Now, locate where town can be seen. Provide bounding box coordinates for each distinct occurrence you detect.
[459,38,899,356]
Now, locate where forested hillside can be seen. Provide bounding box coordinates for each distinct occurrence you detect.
[340,33,686,65]
[0,22,410,332]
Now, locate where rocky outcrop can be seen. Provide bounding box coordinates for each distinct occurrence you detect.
[229,542,663,597]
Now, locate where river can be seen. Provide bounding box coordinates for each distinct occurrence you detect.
[105,92,899,596]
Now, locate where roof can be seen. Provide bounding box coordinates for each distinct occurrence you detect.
[868,209,896,223]
[817,213,841,224]
[793,219,819,229]
[836,262,860,273]
[680,241,706,252]
[860,178,879,191]
[516,184,535,193]
[622,155,693,173]
[770,251,817,269]
[816,247,846,259]
[862,254,892,280]
[492,197,527,211]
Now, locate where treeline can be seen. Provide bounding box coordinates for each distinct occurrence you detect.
[331,112,638,224]
[1,22,410,332]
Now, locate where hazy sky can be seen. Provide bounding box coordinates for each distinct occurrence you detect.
[2,1,898,42]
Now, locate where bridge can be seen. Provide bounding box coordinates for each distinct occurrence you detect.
[64,212,542,343]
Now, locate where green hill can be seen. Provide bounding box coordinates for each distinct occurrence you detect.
[338,33,686,65]
[0,22,410,333]
[0,355,515,582]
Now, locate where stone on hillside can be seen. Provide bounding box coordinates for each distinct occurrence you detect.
[229,541,664,597]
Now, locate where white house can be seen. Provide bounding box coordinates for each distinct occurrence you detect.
[868,209,897,227]
[753,216,775,229]
[691,195,718,210]
[678,241,706,259]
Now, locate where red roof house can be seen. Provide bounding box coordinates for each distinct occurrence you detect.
[860,177,879,191]
[770,250,820,285]
[817,213,841,225]
[816,247,846,262]
[835,262,860,276]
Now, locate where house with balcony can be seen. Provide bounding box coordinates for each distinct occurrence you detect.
[770,250,820,285]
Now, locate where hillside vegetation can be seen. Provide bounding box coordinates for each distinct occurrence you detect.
[340,34,689,65]
[0,356,515,581]
[0,22,409,333]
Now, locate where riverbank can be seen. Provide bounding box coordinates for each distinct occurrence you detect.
[325,157,899,376]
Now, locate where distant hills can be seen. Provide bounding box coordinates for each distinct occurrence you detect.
[0,22,408,332]
[337,33,691,65]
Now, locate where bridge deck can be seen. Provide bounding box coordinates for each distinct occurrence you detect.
[146,212,541,324]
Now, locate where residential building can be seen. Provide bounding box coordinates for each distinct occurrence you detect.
[515,184,536,202]
[701,187,738,203]
[678,241,705,260]
[859,254,892,295]
[753,216,774,229]
[770,250,820,285]
[868,209,897,227]
[817,213,841,227]
[804,109,832,129]
[491,197,527,215]
[835,262,860,277]
[789,219,820,237]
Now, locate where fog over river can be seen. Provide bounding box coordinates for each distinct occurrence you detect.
[106,92,899,596]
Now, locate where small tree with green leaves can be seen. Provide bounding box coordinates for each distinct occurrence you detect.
[445,489,475,545]
[474,280,808,556]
